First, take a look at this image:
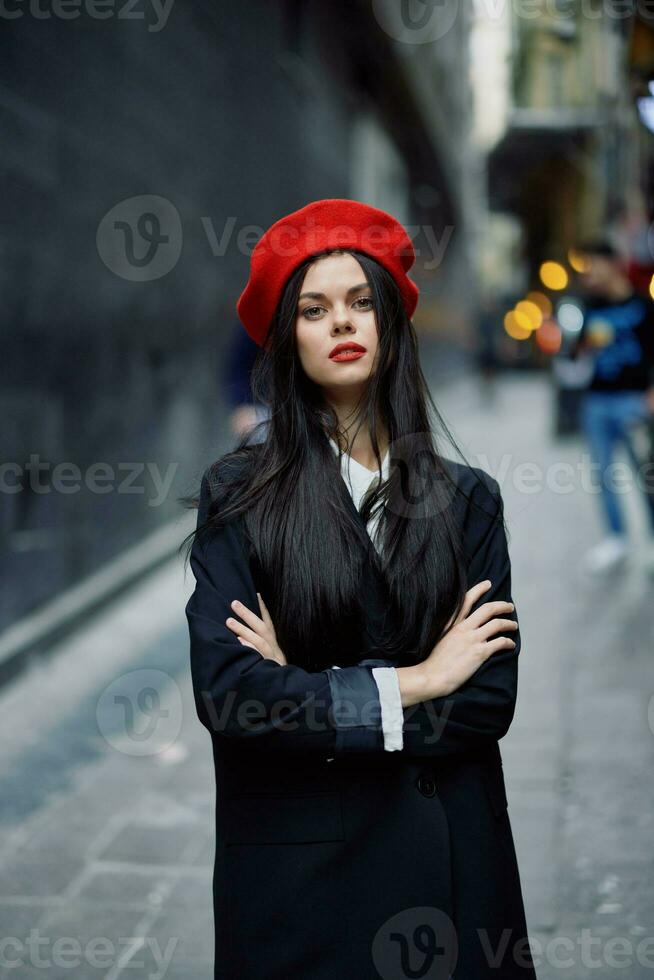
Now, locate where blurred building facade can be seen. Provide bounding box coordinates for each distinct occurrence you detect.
[1,0,476,642]
[471,2,654,370]
[488,1,632,272]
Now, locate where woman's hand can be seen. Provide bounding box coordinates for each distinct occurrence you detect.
[225,593,287,665]
[396,580,518,707]
[429,579,517,695]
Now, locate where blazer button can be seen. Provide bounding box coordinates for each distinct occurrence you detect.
[416,773,436,797]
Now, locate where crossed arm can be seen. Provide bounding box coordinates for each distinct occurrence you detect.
[185,469,520,759]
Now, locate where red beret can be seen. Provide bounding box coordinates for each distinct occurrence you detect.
[236,198,419,346]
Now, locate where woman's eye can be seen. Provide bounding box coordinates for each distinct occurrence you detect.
[301,297,372,318]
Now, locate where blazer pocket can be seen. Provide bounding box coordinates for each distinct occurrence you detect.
[481,764,509,819]
[223,791,345,845]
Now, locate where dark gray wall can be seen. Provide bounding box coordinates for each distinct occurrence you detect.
[0,0,457,629]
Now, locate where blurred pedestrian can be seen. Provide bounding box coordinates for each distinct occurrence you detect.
[223,321,270,443]
[571,240,654,573]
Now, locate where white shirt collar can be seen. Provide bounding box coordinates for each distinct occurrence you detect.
[328,436,390,491]
[328,437,389,556]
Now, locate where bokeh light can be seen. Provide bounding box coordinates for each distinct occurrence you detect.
[527,291,553,317]
[503,311,532,340]
[539,261,568,290]
[534,317,562,354]
[568,248,590,273]
[515,300,543,329]
[555,298,584,333]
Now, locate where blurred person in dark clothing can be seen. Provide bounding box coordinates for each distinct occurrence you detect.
[571,240,654,574]
[223,322,270,443]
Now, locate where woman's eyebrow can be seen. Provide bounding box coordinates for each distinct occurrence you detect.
[298,282,370,301]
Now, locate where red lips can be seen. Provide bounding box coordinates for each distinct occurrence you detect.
[329,342,367,359]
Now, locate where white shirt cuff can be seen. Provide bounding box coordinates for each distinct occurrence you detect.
[371,666,404,751]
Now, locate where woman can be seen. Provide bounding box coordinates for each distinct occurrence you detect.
[182,199,537,979]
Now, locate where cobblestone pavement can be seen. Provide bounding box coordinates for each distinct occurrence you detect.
[1,372,653,979]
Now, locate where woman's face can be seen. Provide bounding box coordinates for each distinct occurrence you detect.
[294,252,379,394]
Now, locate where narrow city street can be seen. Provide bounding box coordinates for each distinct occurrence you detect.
[1,372,653,979]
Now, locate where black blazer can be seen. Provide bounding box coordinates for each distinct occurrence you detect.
[185,457,538,980]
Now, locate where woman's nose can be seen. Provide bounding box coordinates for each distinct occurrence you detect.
[332,310,354,331]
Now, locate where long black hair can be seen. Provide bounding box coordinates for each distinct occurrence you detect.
[180,247,503,671]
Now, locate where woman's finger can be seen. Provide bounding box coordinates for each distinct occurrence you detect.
[477,617,518,642]
[237,636,260,651]
[238,634,281,662]
[466,600,514,631]
[225,615,271,655]
[446,580,492,631]
[256,592,275,630]
[461,580,492,619]
[229,599,265,633]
